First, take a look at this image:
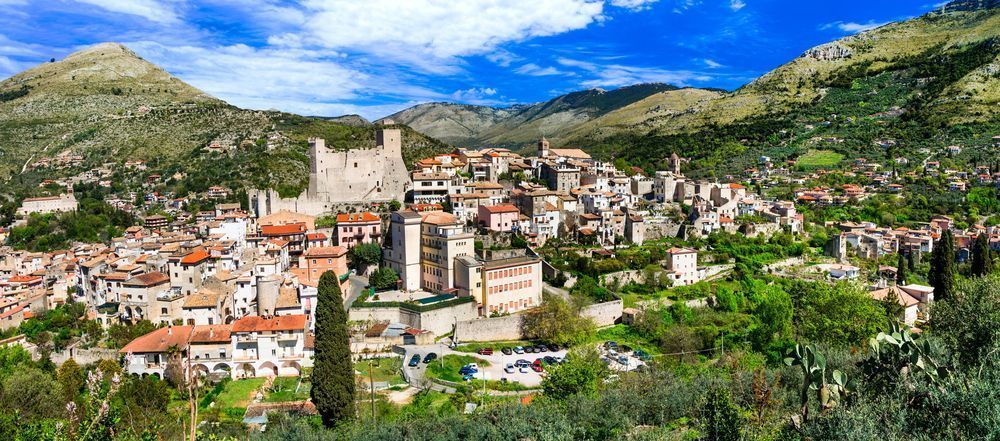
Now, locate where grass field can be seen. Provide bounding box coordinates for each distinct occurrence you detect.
[796,150,844,169]
[263,376,310,403]
[214,378,265,408]
[356,357,406,386]
[426,355,490,383]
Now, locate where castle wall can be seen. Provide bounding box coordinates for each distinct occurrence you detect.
[251,127,411,217]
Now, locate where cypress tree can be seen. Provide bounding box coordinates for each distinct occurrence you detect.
[311,271,355,427]
[971,233,993,277]
[895,253,908,285]
[907,252,916,273]
[928,229,956,301]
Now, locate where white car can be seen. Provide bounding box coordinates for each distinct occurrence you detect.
[504,363,515,374]
[519,366,528,373]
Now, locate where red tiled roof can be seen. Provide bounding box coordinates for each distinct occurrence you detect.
[305,233,327,241]
[232,315,308,333]
[337,212,380,223]
[189,324,233,343]
[481,204,519,214]
[261,223,307,236]
[303,246,347,258]
[119,325,193,354]
[180,250,210,265]
[7,275,42,283]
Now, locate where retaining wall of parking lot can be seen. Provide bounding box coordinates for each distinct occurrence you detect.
[454,299,623,342]
[348,300,478,336]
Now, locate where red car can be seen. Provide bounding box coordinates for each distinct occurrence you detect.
[531,359,544,372]
[477,347,494,356]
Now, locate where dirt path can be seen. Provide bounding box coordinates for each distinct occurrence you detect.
[385,386,420,405]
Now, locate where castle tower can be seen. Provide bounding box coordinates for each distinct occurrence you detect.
[538,136,550,158]
[308,137,331,197]
[669,152,681,175]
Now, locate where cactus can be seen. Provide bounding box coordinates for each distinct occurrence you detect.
[784,343,854,420]
[863,322,946,392]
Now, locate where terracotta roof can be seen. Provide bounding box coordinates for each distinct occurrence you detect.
[183,289,221,309]
[480,204,520,214]
[232,314,308,333]
[337,212,380,223]
[869,286,920,307]
[119,325,193,354]
[420,211,460,225]
[7,275,42,283]
[305,233,327,241]
[189,324,233,343]
[124,271,170,287]
[667,247,697,254]
[303,246,346,258]
[261,223,307,236]
[173,249,209,265]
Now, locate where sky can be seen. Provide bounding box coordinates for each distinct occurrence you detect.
[0,0,952,120]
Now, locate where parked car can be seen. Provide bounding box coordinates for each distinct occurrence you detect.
[519,365,529,373]
[477,347,494,356]
[547,344,560,352]
[423,352,438,363]
[459,365,478,375]
[617,355,629,365]
[501,347,513,355]
[515,359,530,367]
[604,341,619,350]
[504,363,515,374]
[535,344,548,353]
[620,345,633,353]
[408,354,421,367]
[531,361,544,372]
[462,373,475,381]
[513,346,525,354]
[543,356,557,365]
[634,349,651,361]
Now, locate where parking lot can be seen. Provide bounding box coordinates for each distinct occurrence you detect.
[402,344,567,388]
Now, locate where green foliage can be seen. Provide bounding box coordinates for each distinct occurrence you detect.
[312,271,356,427]
[860,322,946,394]
[699,386,744,441]
[542,347,608,400]
[349,242,382,268]
[369,267,399,290]
[971,233,993,277]
[7,196,135,252]
[55,358,84,402]
[0,367,64,421]
[521,293,596,346]
[790,281,885,347]
[0,85,30,102]
[571,275,613,303]
[932,274,1000,368]
[928,229,956,301]
[107,319,158,349]
[895,253,908,285]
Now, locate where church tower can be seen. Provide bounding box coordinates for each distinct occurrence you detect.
[669,152,682,175]
[538,136,550,158]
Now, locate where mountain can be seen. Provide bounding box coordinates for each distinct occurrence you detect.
[395,3,1000,176]
[385,83,687,146]
[0,43,448,201]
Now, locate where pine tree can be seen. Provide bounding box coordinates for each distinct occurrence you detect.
[895,253,908,285]
[971,233,993,277]
[928,229,956,301]
[311,271,356,427]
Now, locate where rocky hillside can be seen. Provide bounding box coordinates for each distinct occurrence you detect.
[385,83,684,146]
[390,2,998,167]
[0,43,447,200]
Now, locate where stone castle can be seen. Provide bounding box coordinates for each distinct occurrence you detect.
[250,123,410,216]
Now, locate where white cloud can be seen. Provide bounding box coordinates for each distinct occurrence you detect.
[451,87,502,104]
[821,20,889,34]
[557,57,711,87]
[515,63,569,76]
[729,0,745,11]
[74,0,181,24]
[290,0,606,67]
[610,0,658,11]
[703,59,723,69]
[125,41,447,119]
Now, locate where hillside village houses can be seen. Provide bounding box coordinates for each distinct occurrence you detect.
[2,130,854,380]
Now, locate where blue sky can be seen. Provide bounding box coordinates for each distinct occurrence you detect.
[0,0,950,119]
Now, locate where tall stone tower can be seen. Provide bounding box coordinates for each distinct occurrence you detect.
[538,136,550,158]
[308,137,332,198]
[669,152,682,175]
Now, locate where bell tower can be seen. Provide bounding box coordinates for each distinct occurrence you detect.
[538,136,550,159]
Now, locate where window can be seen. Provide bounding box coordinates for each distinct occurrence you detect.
[161,308,167,314]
